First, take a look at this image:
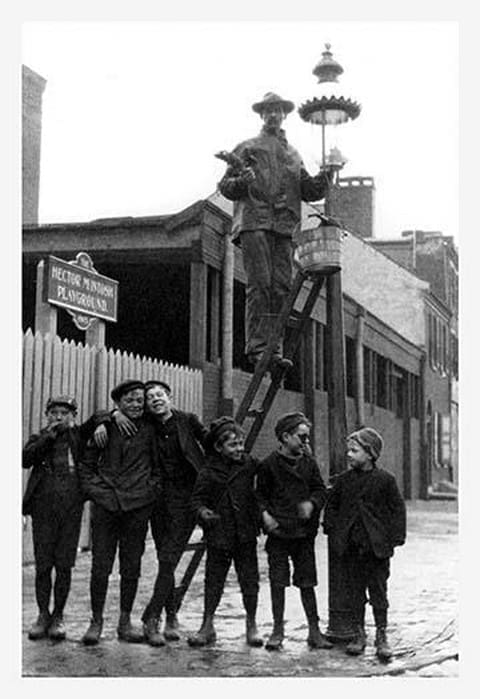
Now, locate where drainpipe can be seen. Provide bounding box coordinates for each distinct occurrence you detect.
[355,305,366,428]
[220,226,234,416]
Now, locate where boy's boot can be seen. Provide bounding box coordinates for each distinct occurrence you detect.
[373,607,392,660]
[246,616,263,647]
[187,615,217,647]
[307,621,333,650]
[375,627,392,661]
[117,611,144,643]
[28,611,51,641]
[265,622,284,651]
[82,617,103,646]
[164,612,180,641]
[345,608,367,656]
[143,616,166,647]
[48,613,66,641]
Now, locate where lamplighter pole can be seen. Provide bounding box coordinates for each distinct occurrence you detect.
[299,43,361,640]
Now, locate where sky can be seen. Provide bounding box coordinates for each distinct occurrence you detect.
[21,21,458,241]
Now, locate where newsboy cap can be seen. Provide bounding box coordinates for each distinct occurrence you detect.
[252,91,295,115]
[144,379,172,395]
[45,395,78,413]
[347,427,384,461]
[111,380,145,403]
[274,412,311,440]
[205,416,244,453]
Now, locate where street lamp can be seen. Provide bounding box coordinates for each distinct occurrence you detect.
[299,44,362,642]
[299,43,361,188]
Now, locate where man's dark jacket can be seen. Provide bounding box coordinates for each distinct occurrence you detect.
[152,409,208,475]
[190,453,260,549]
[218,127,331,243]
[256,451,327,539]
[22,413,107,516]
[323,466,407,559]
[79,419,163,512]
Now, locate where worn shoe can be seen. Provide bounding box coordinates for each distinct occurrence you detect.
[265,626,284,651]
[48,615,66,641]
[187,627,217,647]
[307,628,333,649]
[143,617,166,647]
[345,626,367,656]
[375,627,392,661]
[246,619,263,647]
[28,612,51,641]
[164,614,180,641]
[82,618,103,646]
[117,613,145,643]
[269,355,293,374]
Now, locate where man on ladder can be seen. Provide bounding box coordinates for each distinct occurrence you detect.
[218,91,334,371]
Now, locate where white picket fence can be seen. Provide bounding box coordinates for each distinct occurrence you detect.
[22,329,203,440]
[22,329,203,562]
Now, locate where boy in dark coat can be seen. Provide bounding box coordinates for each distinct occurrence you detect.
[96,379,208,646]
[79,380,163,646]
[256,412,332,651]
[22,396,109,641]
[323,427,406,660]
[187,417,262,648]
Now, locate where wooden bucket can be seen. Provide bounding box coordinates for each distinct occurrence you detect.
[295,225,345,274]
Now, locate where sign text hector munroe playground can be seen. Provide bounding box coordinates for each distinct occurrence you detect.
[44,255,118,323]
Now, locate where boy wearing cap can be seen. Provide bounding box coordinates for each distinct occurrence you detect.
[23,396,110,641]
[218,92,333,370]
[187,417,262,648]
[139,379,208,646]
[323,427,406,660]
[256,412,331,651]
[79,380,163,646]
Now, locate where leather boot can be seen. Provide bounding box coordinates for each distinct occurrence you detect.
[375,627,392,661]
[117,612,144,643]
[164,614,180,641]
[187,625,217,647]
[246,618,263,647]
[307,624,333,649]
[143,617,166,647]
[48,614,66,641]
[82,618,103,646]
[28,612,51,641]
[345,625,367,655]
[265,624,284,651]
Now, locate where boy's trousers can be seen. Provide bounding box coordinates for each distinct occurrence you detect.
[343,547,390,618]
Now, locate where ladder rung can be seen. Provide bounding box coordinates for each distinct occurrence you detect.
[246,409,264,419]
[286,316,301,329]
[183,541,205,552]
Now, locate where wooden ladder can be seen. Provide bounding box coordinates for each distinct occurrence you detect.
[172,269,326,613]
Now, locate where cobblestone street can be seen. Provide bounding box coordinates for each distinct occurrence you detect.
[22,500,458,678]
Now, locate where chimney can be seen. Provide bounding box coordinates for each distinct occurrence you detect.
[329,176,375,238]
[22,65,46,225]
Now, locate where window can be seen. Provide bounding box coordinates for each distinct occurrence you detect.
[314,322,324,390]
[376,355,388,409]
[345,336,356,398]
[363,347,372,403]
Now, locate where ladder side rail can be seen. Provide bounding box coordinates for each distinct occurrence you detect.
[243,274,326,451]
[174,541,207,611]
[235,270,307,424]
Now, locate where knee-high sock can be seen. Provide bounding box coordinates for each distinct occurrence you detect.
[90,574,109,621]
[300,587,319,624]
[35,568,52,614]
[142,563,175,621]
[120,576,139,614]
[242,592,258,620]
[270,584,285,627]
[53,567,72,616]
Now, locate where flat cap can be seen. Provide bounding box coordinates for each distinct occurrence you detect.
[144,379,172,395]
[45,395,78,413]
[111,380,145,403]
[274,412,310,439]
[347,427,384,461]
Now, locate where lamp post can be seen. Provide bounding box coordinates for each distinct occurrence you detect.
[299,44,361,641]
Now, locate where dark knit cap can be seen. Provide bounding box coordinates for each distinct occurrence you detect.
[144,379,172,395]
[45,395,77,413]
[205,416,243,452]
[111,380,145,403]
[348,427,384,461]
[274,412,311,440]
